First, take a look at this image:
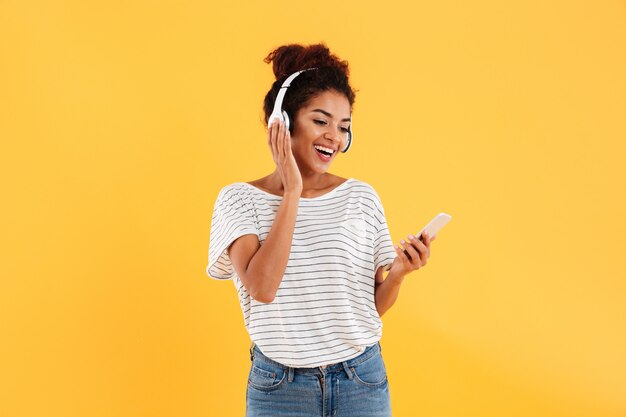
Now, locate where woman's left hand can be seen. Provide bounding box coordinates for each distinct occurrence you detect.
[388,231,437,278]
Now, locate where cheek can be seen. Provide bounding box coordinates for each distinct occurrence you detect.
[341,133,349,148]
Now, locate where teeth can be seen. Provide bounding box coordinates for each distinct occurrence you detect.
[314,145,335,154]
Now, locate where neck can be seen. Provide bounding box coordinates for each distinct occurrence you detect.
[268,171,331,194]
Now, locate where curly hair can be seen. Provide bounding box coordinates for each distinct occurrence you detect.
[262,43,356,130]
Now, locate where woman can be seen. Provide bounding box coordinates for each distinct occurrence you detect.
[207,43,435,417]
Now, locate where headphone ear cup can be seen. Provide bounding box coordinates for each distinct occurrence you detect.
[282,110,290,132]
[341,127,353,153]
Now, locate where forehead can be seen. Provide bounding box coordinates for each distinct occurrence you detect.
[302,90,351,117]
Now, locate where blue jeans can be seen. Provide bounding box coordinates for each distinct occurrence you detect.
[246,342,392,417]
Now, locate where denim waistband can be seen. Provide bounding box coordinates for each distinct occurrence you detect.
[249,342,382,373]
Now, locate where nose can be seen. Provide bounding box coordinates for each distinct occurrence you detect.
[323,122,342,145]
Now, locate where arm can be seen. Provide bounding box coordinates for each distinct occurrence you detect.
[374,232,436,316]
[374,267,406,317]
[229,119,303,304]
[229,192,300,304]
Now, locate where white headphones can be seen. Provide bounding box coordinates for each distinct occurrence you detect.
[267,68,353,153]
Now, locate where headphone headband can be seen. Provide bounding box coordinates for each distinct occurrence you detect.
[268,68,317,126]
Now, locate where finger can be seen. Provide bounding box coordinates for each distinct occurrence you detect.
[276,121,285,162]
[401,238,422,268]
[394,244,410,264]
[275,120,282,160]
[284,127,291,157]
[280,121,287,160]
[423,232,437,245]
[401,242,415,261]
[410,234,430,265]
[269,120,279,160]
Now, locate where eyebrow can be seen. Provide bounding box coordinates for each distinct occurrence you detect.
[311,109,351,123]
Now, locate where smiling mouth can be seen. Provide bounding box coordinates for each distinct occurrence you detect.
[313,146,334,162]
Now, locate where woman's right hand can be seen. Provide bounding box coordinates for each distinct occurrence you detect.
[268,119,302,195]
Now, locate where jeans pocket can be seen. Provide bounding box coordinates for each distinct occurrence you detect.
[247,361,286,392]
[350,353,388,387]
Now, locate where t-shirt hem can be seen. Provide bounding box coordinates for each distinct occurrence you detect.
[257,337,383,368]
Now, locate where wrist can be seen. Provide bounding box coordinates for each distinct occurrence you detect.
[386,270,406,286]
[283,190,301,200]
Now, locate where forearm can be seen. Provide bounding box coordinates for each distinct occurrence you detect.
[375,270,406,317]
[246,192,300,302]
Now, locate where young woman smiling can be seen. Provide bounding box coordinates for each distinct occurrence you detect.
[207,43,436,417]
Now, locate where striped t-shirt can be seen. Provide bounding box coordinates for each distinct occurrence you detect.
[206,178,396,368]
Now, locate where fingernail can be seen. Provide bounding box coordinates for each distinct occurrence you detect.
[400,239,406,244]
[408,234,415,240]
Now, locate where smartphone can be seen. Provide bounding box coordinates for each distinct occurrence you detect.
[402,212,452,259]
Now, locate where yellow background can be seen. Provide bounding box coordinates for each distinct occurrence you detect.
[1,0,625,416]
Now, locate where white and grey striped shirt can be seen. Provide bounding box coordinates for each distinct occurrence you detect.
[206,178,396,368]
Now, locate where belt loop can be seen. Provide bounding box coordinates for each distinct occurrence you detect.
[342,361,353,380]
[287,366,295,382]
[249,342,256,362]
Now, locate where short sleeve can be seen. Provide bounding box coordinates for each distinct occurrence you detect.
[371,189,396,274]
[206,185,259,280]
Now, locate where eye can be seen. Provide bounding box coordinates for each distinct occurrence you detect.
[340,126,350,133]
[314,119,328,126]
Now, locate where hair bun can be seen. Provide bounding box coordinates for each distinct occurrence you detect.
[264,43,350,80]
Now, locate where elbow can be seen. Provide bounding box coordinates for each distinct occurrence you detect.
[245,269,280,304]
[251,289,276,304]
[254,294,276,304]
[242,269,280,304]
[249,279,278,304]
